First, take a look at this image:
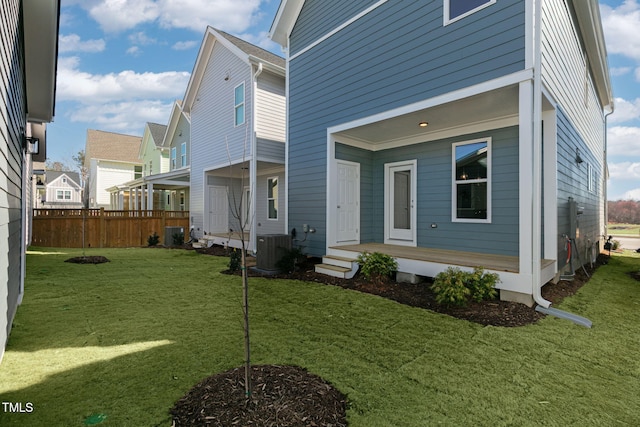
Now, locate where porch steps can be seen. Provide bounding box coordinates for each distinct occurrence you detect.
[192,236,214,249]
[315,255,359,279]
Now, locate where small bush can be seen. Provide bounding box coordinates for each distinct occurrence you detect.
[357,251,398,285]
[228,249,241,273]
[147,232,160,247]
[612,240,620,250]
[431,267,471,306]
[431,266,500,306]
[172,232,185,246]
[276,247,306,273]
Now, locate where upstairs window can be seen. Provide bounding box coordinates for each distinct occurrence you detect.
[181,142,187,167]
[134,165,142,180]
[171,147,177,170]
[452,139,491,222]
[445,0,495,25]
[234,83,245,126]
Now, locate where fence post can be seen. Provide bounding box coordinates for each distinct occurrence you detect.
[161,210,167,246]
[100,207,106,248]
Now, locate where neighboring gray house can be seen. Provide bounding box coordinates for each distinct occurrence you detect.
[38,171,83,208]
[1,0,59,362]
[183,27,286,251]
[271,0,613,306]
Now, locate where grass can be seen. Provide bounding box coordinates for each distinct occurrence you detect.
[1,247,640,426]
[608,222,640,236]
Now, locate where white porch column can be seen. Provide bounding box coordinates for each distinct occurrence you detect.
[147,183,154,210]
[119,190,124,210]
[518,81,534,286]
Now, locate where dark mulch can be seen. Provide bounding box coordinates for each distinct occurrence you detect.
[170,365,347,427]
[172,245,606,427]
[64,256,110,264]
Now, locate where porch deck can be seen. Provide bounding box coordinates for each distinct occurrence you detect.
[330,242,555,274]
[198,232,251,250]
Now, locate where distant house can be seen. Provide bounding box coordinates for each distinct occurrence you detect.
[84,129,143,209]
[1,0,60,362]
[271,0,613,306]
[37,171,83,208]
[183,28,286,250]
[108,104,191,211]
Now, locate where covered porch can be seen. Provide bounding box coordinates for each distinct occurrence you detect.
[108,168,190,211]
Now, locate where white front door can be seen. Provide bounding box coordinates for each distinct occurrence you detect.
[336,160,359,243]
[208,185,228,233]
[385,160,417,245]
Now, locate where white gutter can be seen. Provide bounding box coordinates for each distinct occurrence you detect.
[250,63,263,253]
[532,0,551,308]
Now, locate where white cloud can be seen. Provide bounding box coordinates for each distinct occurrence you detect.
[620,188,640,200]
[56,56,190,103]
[172,40,198,50]
[608,161,640,180]
[607,126,640,156]
[129,31,157,45]
[610,66,632,76]
[67,100,174,134]
[609,97,640,124]
[601,0,640,61]
[126,46,142,56]
[74,0,263,34]
[59,34,106,53]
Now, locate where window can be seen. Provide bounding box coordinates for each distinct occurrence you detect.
[149,160,153,175]
[588,163,597,194]
[56,190,71,200]
[444,0,495,25]
[134,165,142,179]
[171,147,177,170]
[268,177,278,219]
[234,83,245,126]
[452,139,491,222]
[181,143,187,167]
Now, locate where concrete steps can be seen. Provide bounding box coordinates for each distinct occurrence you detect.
[314,255,359,279]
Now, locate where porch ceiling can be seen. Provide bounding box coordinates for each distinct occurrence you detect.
[334,85,519,147]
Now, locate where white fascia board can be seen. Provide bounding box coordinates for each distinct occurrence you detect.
[183,28,217,113]
[269,0,305,47]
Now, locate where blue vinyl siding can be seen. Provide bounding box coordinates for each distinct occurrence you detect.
[336,126,520,256]
[556,108,602,269]
[287,0,526,256]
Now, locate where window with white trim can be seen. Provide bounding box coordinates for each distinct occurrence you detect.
[234,82,245,126]
[171,147,177,170]
[444,0,495,25]
[181,142,187,167]
[134,165,142,179]
[588,163,597,194]
[452,139,491,222]
[267,177,278,219]
[56,190,71,200]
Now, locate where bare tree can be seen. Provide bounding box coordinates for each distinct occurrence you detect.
[226,131,253,397]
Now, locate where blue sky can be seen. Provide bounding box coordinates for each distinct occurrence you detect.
[49,0,640,200]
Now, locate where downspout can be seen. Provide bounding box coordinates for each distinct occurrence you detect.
[603,109,614,238]
[250,62,263,253]
[531,0,551,309]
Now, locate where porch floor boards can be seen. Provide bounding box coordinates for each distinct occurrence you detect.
[331,243,554,274]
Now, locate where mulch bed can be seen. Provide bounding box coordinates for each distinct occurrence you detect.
[172,244,606,426]
[171,365,347,427]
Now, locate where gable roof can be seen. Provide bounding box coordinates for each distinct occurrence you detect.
[162,100,190,148]
[46,171,81,187]
[183,27,285,113]
[84,129,143,167]
[269,0,304,48]
[147,122,168,148]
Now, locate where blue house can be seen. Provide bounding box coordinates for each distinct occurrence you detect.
[270,0,613,306]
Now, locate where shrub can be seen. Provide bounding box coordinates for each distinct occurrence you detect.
[357,251,398,285]
[612,240,620,251]
[228,248,241,273]
[431,267,471,306]
[172,232,185,246]
[431,266,500,306]
[147,232,160,247]
[276,247,306,273]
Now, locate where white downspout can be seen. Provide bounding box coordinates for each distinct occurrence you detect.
[532,0,551,308]
[250,63,263,253]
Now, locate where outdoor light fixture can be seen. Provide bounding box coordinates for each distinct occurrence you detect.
[23,135,39,154]
[575,147,584,164]
[419,121,428,127]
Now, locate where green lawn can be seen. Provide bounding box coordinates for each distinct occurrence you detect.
[608,223,640,236]
[1,247,639,426]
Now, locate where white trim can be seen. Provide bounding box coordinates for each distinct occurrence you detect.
[451,138,492,224]
[384,160,417,246]
[267,176,279,220]
[518,81,533,281]
[328,70,532,137]
[290,0,389,61]
[444,0,496,26]
[542,107,558,263]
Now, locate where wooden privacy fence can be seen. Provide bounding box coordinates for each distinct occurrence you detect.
[32,209,190,248]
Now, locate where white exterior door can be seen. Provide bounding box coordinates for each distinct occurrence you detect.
[336,160,359,243]
[385,160,417,245]
[208,185,228,233]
